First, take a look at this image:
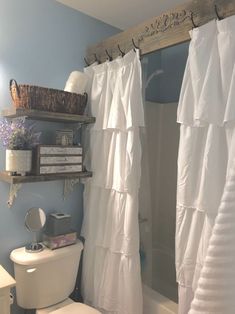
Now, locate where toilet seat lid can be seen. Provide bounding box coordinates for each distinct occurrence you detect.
[50,302,101,314]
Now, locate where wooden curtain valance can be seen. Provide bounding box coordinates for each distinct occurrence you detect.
[86,0,235,64]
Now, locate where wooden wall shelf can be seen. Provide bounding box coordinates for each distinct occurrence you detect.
[0,171,92,184]
[0,171,92,207]
[0,108,95,207]
[1,108,96,124]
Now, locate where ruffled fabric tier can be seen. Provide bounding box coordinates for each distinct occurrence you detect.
[89,50,144,131]
[177,17,235,126]
[82,241,142,314]
[81,49,144,314]
[84,129,142,193]
[177,124,228,214]
[82,183,140,255]
[176,15,235,313]
[176,206,216,290]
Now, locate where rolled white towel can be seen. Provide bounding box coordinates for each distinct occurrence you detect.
[64,71,88,94]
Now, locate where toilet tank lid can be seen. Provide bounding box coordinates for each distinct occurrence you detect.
[10,241,83,266]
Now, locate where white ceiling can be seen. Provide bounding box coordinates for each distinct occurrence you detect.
[56,0,188,30]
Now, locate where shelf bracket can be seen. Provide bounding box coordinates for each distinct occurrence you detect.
[8,183,22,207]
[63,178,81,199]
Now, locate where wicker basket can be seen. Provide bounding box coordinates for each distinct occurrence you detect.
[9,79,88,115]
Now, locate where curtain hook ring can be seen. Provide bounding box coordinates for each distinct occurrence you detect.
[118,44,125,57]
[105,49,113,61]
[215,5,223,20]
[190,12,198,29]
[132,38,139,51]
[84,57,90,67]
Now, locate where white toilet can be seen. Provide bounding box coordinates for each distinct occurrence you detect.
[10,241,101,314]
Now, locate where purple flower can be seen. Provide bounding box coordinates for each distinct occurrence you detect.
[0,118,41,150]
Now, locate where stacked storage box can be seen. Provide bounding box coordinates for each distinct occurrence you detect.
[35,145,83,175]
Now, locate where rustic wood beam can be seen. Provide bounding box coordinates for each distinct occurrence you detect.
[86,0,235,63]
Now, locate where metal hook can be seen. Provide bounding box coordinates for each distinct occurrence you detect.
[94,53,100,64]
[118,44,125,57]
[132,38,139,50]
[190,12,198,29]
[215,5,223,20]
[105,49,113,61]
[84,57,90,67]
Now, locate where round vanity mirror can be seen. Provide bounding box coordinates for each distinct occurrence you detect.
[25,207,46,232]
[25,207,46,253]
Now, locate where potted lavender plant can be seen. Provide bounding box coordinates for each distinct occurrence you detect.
[0,119,40,175]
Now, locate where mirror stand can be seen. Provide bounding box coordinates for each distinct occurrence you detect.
[24,207,46,253]
[25,231,44,253]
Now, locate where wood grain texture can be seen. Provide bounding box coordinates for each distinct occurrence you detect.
[40,156,82,165]
[34,145,84,175]
[39,164,83,174]
[1,108,96,124]
[0,171,92,184]
[86,0,235,62]
[39,145,82,155]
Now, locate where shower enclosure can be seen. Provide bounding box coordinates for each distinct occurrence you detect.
[140,100,179,300]
[139,47,186,312]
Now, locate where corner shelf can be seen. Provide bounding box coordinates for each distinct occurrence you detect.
[1,107,96,124]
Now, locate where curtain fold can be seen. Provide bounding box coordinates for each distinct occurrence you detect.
[82,49,143,314]
[176,15,235,314]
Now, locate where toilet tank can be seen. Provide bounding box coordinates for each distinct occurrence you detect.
[10,241,83,309]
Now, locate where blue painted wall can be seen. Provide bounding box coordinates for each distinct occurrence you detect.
[145,42,189,103]
[0,1,119,313]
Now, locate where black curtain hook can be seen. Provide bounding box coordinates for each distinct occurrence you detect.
[84,57,90,67]
[105,49,113,61]
[132,38,139,50]
[190,12,198,29]
[94,53,101,64]
[215,5,223,20]
[118,44,125,57]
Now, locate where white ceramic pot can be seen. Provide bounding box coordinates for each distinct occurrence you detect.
[6,150,32,176]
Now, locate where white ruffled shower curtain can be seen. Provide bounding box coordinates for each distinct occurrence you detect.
[176,16,235,314]
[81,49,144,314]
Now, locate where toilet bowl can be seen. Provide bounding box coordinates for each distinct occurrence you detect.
[10,241,101,314]
[37,298,100,314]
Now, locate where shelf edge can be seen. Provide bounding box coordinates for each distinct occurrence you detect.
[1,108,96,124]
[0,171,92,184]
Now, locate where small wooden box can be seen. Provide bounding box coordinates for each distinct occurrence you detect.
[56,129,74,146]
[34,145,83,175]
